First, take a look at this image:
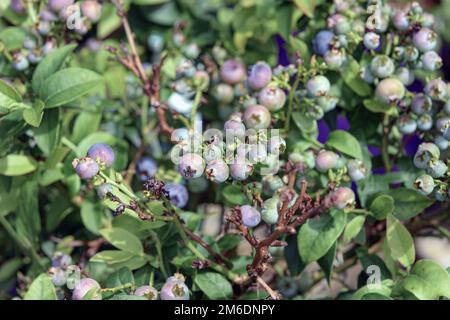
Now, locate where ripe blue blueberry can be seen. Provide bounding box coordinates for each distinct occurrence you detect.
[375,78,405,104]
[224,119,246,141]
[421,51,442,71]
[10,0,25,14]
[147,33,164,52]
[396,115,417,134]
[12,53,29,71]
[213,83,234,104]
[72,278,101,300]
[413,142,440,169]
[261,197,279,225]
[178,153,205,179]
[347,159,368,181]
[434,188,448,202]
[370,55,395,78]
[312,30,335,56]
[444,100,450,115]
[417,114,433,131]
[243,104,271,129]
[220,59,246,84]
[363,32,381,50]
[307,75,331,97]
[411,93,432,115]
[360,66,375,84]
[165,183,189,208]
[52,252,72,268]
[134,286,158,300]
[74,157,100,180]
[257,86,286,111]
[404,46,420,62]
[87,143,115,167]
[27,51,43,64]
[426,159,447,178]
[424,78,448,101]
[230,162,253,181]
[395,67,414,86]
[160,275,190,300]
[137,157,157,181]
[205,159,229,183]
[240,205,261,228]
[434,135,449,150]
[315,150,339,172]
[413,28,437,52]
[328,187,355,210]
[414,174,435,196]
[50,267,66,287]
[392,10,410,31]
[248,62,272,90]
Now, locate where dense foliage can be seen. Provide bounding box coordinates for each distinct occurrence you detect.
[0,0,449,300]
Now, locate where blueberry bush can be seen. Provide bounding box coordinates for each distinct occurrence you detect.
[0,0,449,301]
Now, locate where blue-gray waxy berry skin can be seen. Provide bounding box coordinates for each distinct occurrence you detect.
[426,159,447,178]
[412,28,437,52]
[165,183,189,208]
[205,159,229,183]
[87,143,115,167]
[248,62,272,90]
[306,75,331,97]
[414,174,435,195]
[313,30,335,56]
[315,150,339,173]
[75,158,100,180]
[240,205,261,228]
[72,278,101,300]
[96,183,113,198]
[137,157,157,181]
[178,153,205,179]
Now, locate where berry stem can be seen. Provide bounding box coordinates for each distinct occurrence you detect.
[284,65,302,132]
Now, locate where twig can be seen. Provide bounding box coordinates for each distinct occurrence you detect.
[256,276,280,300]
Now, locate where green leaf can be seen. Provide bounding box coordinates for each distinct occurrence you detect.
[100,228,144,255]
[363,99,392,114]
[194,272,233,300]
[292,112,318,134]
[0,257,23,282]
[356,247,392,281]
[16,180,41,248]
[31,44,77,94]
[317,242,336,285]
[81,201,102,235]
[403,260,450,300]
[0,27,26,50]
[133,0,168,4]
[369,194,394,220]
[105,267,134,289]
[293,0,316,18]
[386,214,415,268]
[222,185,248,205]
[343,215,365,243]
[0,79,22,102]
[33,108,61,156]
[38,68,103,108]
[298,209,346,264]
[326,130,363,159]
[91,250,136,264]
[388,188,434,221]
[0,155,37,176]
[22,100,45,127]
[342,57,372,97]
[24,274,57,300]
[71,110,102,144]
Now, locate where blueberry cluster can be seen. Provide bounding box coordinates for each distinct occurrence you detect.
[9,0,102,71]
[73,143,115,179]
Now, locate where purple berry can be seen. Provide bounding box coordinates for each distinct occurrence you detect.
[165,183,189,208]
[243,104,271,129]
[87,143,115,167]
[421,51,442,71]
[413,28,437,52]
[411,93,432,115]
[48,0,74,12]
[205,159,229,183]
[230,162,253,181]
[257,86,286,111]
[248,62,272,90]
[307,75,331,97]
[160,276,189,300]
[50,267,67,287]
[414,174,435,195]
[375,78,405,104]
[178,153,205,179]
[10,0,25,14]
[363,32,381,50]
[75,157,100,179]
[137,157,157,181]
[313,30,335,56]
[52,252,72,268]
[424,78,448,101]
[315,150,339,172]
[240,205,261,228]
[134,285,158,300]
[72,278,101,300]
[220,59,246,84]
